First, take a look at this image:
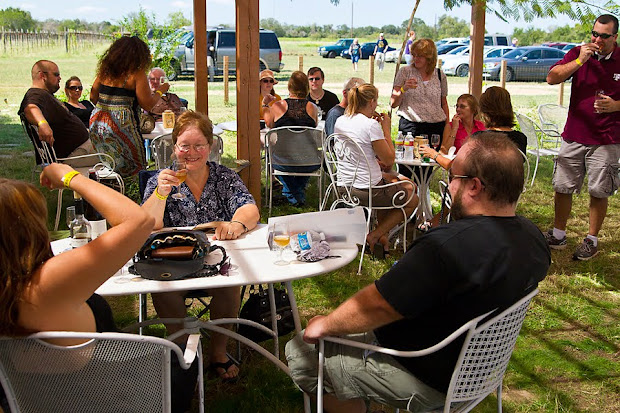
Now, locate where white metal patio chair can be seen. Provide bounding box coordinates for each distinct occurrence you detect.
[20,114,123,231]
[537,104,567,147]
[0,331,203,413]
[150,132,223,170]
[322,133,416,274]
[516,113,559,186]
[316,288,540,413]
[265,126,325,216]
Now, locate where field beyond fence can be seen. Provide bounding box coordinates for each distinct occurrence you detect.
[0,29,110,55]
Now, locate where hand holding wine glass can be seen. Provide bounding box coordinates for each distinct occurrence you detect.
[171,160,187,200]
[273,221,290,265]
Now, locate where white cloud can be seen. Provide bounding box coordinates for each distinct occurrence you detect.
[18,2,35,10]
[171,1,190,8]
[209,0,235,5]
[76,6,107,14]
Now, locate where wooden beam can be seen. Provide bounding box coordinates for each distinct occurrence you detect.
[468,0,486,100]
[236,0,261,202]
[193,0,208,114]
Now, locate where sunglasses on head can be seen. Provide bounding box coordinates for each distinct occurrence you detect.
[308,77,322,82]
[592,30,615,39]
[68,85,83,91]
[261,78,275,83]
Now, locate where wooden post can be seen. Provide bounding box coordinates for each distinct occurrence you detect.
[558,83,565,106]
[193,0,208,115]
[298,55,303,72]
[223,56,229,104]
[236,0,261,202]
[437,59,442,69]
[468,0,486,100]
[500,60,507,89]
[369,55,375,85]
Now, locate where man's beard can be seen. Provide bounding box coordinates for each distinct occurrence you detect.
[450,186,466,220]
[45,79,59,94]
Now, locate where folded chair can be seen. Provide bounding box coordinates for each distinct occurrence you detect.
[516,113,559,186]
[0,331,203,413]
[537,104,567,147]
[322,133,415,274]
[316,289,539,413]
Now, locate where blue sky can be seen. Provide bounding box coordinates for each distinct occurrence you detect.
[9,0,579,34]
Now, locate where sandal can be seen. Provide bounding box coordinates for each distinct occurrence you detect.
[209,357,239,383]
[417,221,432,233]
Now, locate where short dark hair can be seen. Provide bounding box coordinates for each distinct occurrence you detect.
[479,86,515,128]
[463,132,524,205]
[596,14,619,34]
[307,67,324,79]
[65,76,81,89]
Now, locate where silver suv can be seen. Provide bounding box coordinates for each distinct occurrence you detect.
[170,28,283,80]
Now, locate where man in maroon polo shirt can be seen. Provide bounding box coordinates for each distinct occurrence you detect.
[545,14,620,261]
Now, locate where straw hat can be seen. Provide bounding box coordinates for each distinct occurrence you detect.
[259,70,278,84]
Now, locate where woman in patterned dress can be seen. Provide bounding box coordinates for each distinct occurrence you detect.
[142,110,259,382]
[89,36,169,177]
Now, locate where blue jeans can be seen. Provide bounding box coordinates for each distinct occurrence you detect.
[273,164,320,205]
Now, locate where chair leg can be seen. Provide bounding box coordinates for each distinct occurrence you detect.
[54,188,64,231]
[531,154,540,187]
[496,384,502,413]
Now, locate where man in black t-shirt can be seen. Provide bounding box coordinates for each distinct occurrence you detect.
[285,132,550,412]
[306,67,340,119]
[19,60,93,162]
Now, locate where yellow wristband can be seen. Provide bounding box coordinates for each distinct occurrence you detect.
[154,186,168,200]
[400,86,406,93]
[155,90,163,96]
[575,57,583,66]
[37,119,48,126]
[61,171,80,188]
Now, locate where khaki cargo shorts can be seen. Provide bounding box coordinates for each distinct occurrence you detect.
[553,140,620,198]
[285,332,445,412]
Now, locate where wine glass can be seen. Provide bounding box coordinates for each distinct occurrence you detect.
[171,160,187,200]
[431,134,441,150]
[66,206,76,234]
[594,89,605,114]
[272,221,290,266]
[160,76,169,85]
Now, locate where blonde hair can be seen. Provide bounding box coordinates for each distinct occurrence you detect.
[172,110,214,145]
[410,39,437,75]
[345,83,378,116]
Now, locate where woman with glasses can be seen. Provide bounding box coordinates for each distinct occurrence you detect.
[259,69,281,129]
[63,76,94,129]
[89,36,169,177]
[142,110,259,383]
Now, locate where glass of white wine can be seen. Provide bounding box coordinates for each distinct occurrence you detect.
[273,221,290,266]
[171,160,187,200]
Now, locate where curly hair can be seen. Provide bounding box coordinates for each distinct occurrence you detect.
[96,36,152,81]
[479,86,515,128]
[172,110,214,146]
[0,179,52,336]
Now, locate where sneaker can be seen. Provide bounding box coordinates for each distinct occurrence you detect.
[573,238,599,261]
[544,229,567,250]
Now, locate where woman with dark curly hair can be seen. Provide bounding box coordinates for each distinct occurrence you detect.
[89,36,169,177]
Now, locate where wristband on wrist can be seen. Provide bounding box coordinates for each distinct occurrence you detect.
[154,186,168,200]
[37,119,48,126]
[400,86,406,93]
[61,171,80,188]
[575,57,583,66]
[155,90,163,96]
[230,220,248,233]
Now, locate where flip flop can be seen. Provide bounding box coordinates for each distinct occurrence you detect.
[209,357,239,383]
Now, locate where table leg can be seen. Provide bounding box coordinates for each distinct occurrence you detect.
[285,281,302,333]
[138,293,147,335]
[267,283,279,358]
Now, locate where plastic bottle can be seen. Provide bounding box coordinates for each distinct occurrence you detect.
[404,132,414,161]
[84,169,107,239]
[394,131,404,160]
[290,230,326,253]
[70,193,91,248]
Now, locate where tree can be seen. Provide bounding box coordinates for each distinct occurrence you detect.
[168,11,191,28]
[0,7,36,31]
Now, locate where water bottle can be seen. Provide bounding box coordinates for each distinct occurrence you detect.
[395,131,404,160]
[404,132,414,161]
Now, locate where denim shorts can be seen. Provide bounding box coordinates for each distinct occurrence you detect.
[553,140,620,198]
[285,332,445,411]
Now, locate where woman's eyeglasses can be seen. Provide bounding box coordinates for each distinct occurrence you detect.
[261,78,275,84]
[68,86,83,91]
[176,143,209,153]
[591,30,615,39]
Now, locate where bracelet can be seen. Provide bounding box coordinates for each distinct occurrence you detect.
[154,186,168,200]
[262,104,269,108]
[433,153,440,161]
[400,86,406,93]
[61,171,80,188]
[155,90,163,96]
[230,220,248,233]
[575,57,583,66]
[37,119,48,126]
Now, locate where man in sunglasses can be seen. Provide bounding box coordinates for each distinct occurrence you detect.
[546,14,619,261]
[286,133,550,412]
[306,67,340,119]
[19,60,94,163]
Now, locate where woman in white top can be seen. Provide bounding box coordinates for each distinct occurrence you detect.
[334,83,418,258]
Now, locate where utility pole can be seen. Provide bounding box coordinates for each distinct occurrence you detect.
[350,2,354,38]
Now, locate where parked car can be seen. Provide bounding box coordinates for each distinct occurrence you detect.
[483,46,566,82]
[542,42,571,50]
[442,46,514,77]
[318,38,354,58]
[340,42,395,59]
[562,43,580,52]
[170,28,283,80]
[437,43,467,55]
[483,34,511,46]
[385,47,406,63]
[436,37,469,46]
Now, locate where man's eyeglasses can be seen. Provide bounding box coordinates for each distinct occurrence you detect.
[261,78,275,83]
[68,86,83,91]
[591,30,615,39]
[448,171,486,186]
[176,143,209,153]
[41,71,60,77]
[308,77,322,82]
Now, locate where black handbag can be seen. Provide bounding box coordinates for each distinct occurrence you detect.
[238,284,295,342]
[129,230,227,281]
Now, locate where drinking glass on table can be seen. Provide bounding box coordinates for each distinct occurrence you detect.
[171,160,187,199]
[66,206,76,234]
[431,134,441,150]
[273,221,290,266]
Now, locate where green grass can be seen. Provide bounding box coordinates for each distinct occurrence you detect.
[1,38,618,413]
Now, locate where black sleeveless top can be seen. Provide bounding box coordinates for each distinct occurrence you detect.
[86,293,118,332]
[273,98,316,128]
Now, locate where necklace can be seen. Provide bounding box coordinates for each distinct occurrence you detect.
[309,90,324,104]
